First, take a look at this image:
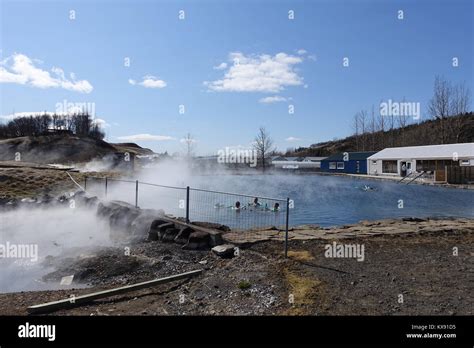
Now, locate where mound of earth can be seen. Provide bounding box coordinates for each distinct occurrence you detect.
[0,134,154,164]
[111,143,154,156]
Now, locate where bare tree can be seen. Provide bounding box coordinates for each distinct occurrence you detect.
[253,127,274,171]
[352,113,360,151]
[397,97,410,146]
[369,105,377,150]
[428,76,452,143]
[449,81,471,142]
[377,101,386,149]
[355,110,368,151]
[182,133,195,158]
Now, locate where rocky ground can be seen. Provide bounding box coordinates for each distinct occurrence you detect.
[0,215,472,316]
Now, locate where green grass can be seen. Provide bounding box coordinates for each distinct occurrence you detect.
[237,280,251,290]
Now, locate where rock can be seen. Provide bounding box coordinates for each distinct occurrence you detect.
[105,203,141,241]
[191,221,231,232]
[130,212,160,241]
[174,227,194,245]
[211,244,236,258]
[148,229,159,241]
[21,197,36,204]
[209,233,224,247]
[150,219,168,229]
[182,231,211,250]
[162,228,180,242]
[84,196,99,208]
[156,222,175,240]
[402,217,427,222]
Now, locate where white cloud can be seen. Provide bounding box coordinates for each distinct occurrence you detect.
[117,134,175,142]
[213,62,227,70]
[0,53,93,93]
[297,49,307,55]
[259,95,288,104]
[92,118,110,128]
[205,52,304,93]
[129,75,166,89]
[285,136,301,142]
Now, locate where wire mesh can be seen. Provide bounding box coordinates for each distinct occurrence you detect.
[188,188,287,230]
[84,176,289,231]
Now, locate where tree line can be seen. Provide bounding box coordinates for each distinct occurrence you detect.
[0,112,105,140]
[350,76,471,151]
[287,76,472,156]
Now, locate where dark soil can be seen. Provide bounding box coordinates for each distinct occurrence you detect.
[0,228,472,316]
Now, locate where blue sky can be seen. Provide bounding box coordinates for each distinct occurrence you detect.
[0,0,472,155]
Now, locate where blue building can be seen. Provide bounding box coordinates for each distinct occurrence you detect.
[320,152,376,174]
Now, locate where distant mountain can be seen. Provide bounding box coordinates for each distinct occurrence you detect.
[0,134,154,164]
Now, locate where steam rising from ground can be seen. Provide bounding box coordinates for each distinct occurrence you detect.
[0,206,111,293]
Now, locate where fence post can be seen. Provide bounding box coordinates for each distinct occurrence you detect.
[186,186,190,223]
[285,197,290,258]
[105,177,108,198]
[135,180,139,208]
[84,176,87,191]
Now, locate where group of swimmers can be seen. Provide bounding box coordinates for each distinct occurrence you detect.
[214,197,280,212]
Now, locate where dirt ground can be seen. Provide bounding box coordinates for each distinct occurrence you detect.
[0,162,117,199]
[0,227,472,316]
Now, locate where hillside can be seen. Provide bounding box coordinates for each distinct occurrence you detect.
[0,134,154,164]
[289,113,474,156]
[111,142,154,156]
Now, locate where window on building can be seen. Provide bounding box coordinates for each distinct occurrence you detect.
[329,162,336,169]
[337,162,345,170]
[382,160,398,173]
[372,160,377,165]
[460,160,470,166]
[416,160,436,172]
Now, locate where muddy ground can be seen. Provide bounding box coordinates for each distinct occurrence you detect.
[0,226,472,316]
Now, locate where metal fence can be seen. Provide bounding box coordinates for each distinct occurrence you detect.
[84,176,291,255]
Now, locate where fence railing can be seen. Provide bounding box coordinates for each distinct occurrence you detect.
[447,165,474,184]
[83,176,291,256]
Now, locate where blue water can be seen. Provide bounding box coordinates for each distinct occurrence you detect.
[190,174,474,227]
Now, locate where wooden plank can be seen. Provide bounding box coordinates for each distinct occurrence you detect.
[27,269,203,314]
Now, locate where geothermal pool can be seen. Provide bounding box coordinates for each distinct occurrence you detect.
[188,174,474,227]
[88,172,474,228]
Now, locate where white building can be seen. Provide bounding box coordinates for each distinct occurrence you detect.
[272,156,326,169]
[367,143,474,182]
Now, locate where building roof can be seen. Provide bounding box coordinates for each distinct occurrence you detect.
[323,152,377,161]
[303,157,327,161]
[284,156,304,161]
[368,143,474,160]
